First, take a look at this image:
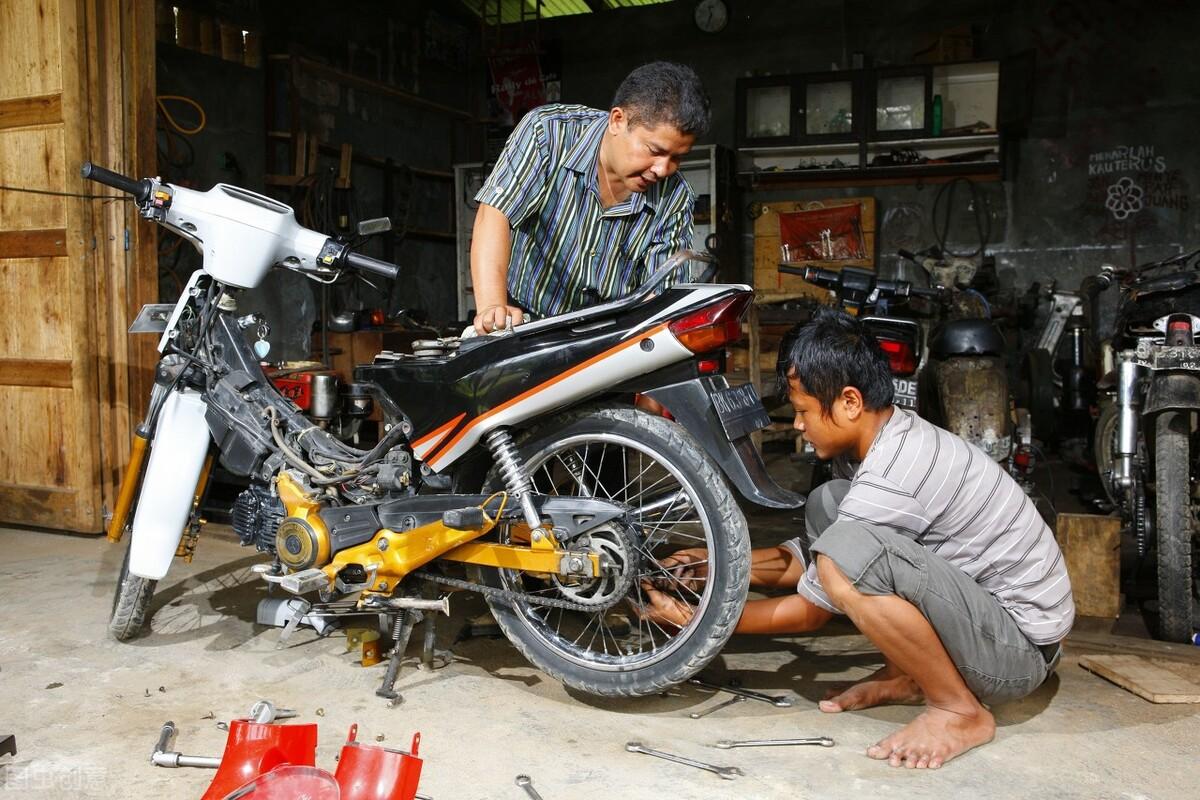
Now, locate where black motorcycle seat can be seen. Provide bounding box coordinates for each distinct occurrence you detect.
[930,319,1004,357]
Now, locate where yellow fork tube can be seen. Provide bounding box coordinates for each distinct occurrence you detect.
[107,434,150,543]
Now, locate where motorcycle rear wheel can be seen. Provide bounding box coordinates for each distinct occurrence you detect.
[478,405,751,697]
[109,532,157,641]
[1154,411,1196,642]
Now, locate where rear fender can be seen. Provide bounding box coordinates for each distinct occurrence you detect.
[645,377,804,509]
[1144,372,1200,416]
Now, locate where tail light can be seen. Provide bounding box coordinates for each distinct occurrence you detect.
[1167,315,1193,346]
[668,294,752,354]
[877,338,918,376]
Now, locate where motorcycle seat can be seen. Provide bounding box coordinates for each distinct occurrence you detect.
[930,319,1004,357]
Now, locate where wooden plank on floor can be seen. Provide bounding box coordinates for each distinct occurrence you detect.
[1079,654,1200,703]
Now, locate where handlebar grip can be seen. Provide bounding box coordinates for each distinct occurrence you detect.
[897,249,917,261]
[908,285,941,298]
[80,161,151,202]
[345,250,400,281]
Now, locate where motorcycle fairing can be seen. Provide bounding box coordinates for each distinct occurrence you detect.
[357,285,745,472]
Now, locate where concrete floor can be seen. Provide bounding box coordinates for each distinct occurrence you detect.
[1,512,1198,800]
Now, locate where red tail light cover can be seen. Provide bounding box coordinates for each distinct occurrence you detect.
[668,294,752,353]
[877,338,918,376]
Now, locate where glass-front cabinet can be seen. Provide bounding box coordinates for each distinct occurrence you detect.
[802,76,857,140]
[737,72,863,147]
[736,60,1003,182]
[871,67,931,139]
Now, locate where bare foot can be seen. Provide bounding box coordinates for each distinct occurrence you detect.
[819,664,924,713]
[866,704,995,769]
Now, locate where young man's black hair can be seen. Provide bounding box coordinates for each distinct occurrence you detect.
[781,308,894,417]
[611,61,711,137]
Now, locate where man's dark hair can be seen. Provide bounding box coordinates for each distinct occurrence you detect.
[612,61,710,137]
[780,308,894,416]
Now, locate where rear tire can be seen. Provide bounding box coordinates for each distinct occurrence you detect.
[109,536,157,641]
[1154,411,1196,642]
[479,405,750,697]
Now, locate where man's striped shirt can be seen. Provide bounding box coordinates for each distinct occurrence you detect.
[474,104,695,317]
[798,407,1075,644]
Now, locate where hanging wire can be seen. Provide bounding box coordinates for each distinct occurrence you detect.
[0,184,127,201]
[932,177,991,258]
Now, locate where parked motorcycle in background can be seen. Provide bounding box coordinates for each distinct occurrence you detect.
[778,247,1012,463]
[1092,250,1200,641]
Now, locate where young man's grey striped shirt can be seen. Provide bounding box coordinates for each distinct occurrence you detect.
[797,407,1075,645]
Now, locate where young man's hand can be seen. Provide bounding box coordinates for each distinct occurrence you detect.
[632,581,697,629]
[655,548,709,593]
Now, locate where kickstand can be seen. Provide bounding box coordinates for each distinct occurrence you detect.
[418,581,450,670]
[375,608,417,706]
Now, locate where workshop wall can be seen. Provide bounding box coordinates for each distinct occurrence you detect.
[156,0,482,361]
[535,0,1200,330]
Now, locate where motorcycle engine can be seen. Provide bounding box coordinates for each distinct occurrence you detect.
[231,484,286,553]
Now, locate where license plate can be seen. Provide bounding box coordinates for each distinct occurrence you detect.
[712,383,771,440]
[893,376,918,409]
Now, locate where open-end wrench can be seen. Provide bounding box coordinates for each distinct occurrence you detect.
[688,694,745,719]
[715,737,835,749]
[688,678,793,708]
[625,741,743,780]
[515,774,545,800]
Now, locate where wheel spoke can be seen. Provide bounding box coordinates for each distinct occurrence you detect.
[497,428,724,672]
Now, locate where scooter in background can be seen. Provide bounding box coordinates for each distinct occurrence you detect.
[779,250,1013,463]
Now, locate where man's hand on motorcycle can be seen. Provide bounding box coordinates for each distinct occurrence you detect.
[631,581,696,629]
[473,304,524,334]
[653,548,710,593]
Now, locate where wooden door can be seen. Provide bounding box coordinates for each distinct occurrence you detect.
[0,0,155,532]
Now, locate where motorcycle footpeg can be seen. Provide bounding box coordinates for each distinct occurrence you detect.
[278,568,330,595]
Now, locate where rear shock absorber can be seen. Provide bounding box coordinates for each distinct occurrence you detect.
[485,428,544,533]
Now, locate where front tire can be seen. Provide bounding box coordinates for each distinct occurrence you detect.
[480,405,750,697]
[109,535,157,641]
[1154,411,1196,642]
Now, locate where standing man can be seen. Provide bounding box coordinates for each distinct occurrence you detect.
[471,62,709,333]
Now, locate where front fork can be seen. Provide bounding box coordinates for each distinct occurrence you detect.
[1113,351,1141,495]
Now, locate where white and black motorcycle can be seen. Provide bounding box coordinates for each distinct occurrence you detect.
[85,162,802,697]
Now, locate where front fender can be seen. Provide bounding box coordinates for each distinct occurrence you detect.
[1144,372,1200,416]
[128,390,212,579]
[645,376,804,509]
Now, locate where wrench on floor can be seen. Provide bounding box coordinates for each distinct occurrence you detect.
[625,742,743,780]
[515,774,544,800]
[688,694,745,719]
[715,737,835,749]
[688,678,793,708]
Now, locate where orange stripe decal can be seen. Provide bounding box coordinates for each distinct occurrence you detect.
[427,324,670,466]
[413,412,466,453]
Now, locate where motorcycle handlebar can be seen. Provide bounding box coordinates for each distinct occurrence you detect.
[80,161,152,203]
[345,250,400,281]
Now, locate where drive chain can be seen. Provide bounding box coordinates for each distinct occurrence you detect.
[414,569,620,613]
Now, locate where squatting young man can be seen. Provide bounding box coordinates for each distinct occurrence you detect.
[640,309,1074,769]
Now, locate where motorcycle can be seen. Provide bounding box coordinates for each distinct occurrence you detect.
[1092,250,1200,641]
[777,251,1013,462]
[86,162,802,697]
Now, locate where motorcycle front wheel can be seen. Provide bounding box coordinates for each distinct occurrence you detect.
[1154,411,1196,642]
[109,532,157,641]
[477,405,751,697]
